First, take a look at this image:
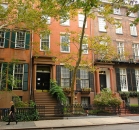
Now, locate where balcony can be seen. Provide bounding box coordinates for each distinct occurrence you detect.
[95,55,139,63]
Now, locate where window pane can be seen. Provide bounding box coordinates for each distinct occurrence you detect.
[16,32,26,48]
[40,34,50,50]
[61,35,70,52]
[0,31,5,47]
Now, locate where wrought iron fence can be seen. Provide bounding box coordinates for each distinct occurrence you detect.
[54,104,120,116]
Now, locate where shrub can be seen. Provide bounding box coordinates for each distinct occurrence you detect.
[94,88,122,107]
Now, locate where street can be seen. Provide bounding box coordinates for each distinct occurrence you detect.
[53,123,139,130]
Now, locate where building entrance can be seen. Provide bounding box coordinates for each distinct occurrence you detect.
[36,65,50,91]
[99,71,107,90]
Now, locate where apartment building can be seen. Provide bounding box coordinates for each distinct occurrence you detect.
[94,1,139,105]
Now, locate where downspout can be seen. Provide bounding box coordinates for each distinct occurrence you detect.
[29,31,33,100]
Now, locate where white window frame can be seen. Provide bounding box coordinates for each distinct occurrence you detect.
[130,24,137,36]
[115,20,123,34]
[42,15,51,24]
[78,14,87,28]
[0,63,2,90]
[128,12,135,17]
[120,68,128,92]
[132,44,139,60]
[81,97,89,105]
[98,17,106,32]
[15,31,26,48]
[113,8,121,15]
[0,30,5,47]
[61,66,70,87]
[82,44,88,54]
[99,41,108,59]
[80,69,89,88]
[117,42,124,60]
[40,34,50,51]
[13,64,24,90]
[60,35,70,53]
[60,19,70,26]
[135,69,139,92]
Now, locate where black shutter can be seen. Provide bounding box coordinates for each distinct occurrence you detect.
[76,69,80,90]
[1,63,8,90]
[89,72,94,91]
[115,68,121,91]
[4,31,10,48]
[131,69,137,91]
[56,65,61,86]
[23,64,28,91]
[127,68,132,91]
[25,32,30,49]
[11,31,16,48]
[8,63,13,90]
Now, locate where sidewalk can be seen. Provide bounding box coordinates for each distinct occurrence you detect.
[0,115,139,130]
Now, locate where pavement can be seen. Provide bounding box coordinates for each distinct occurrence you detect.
[1,115,139,130]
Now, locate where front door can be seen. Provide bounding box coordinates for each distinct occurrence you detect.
[36,72,50,91]
[99,73,107,90]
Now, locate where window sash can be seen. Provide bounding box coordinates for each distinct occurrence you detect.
[78,14,87,28]
[130,24,137,36]
[135,70,139,91]
[60,35,70,52]
[98,17,106,32]
[40,34,50,51]
[116,24,123,34]
[82,44,88,54]
[61,66,70,87]
[60,19,70,26]
[13,64,24,90]
[81,97,89,105]
[132,44,139,59]
[15,32,26,48]
[113,8,121,14]
[120,68,128,91]
[80,69,89,88]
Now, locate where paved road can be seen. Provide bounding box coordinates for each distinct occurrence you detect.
[53,123,139,130]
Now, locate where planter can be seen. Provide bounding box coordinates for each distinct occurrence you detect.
[81,91,90,94]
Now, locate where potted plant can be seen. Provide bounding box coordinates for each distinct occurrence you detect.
[81,87,91,94]
[62,87,71,94]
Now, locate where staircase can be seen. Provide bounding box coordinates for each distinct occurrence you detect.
[34,92,61,119]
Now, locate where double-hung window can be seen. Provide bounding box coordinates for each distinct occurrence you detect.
[80,69,89,88]
[113,8,121,15]
[81,97,89,105]
[117,42,124,60]
[98,17,106,32]
[99,41,107,59]
[115,20,123,34]
[42,15,51,24]
[40,34,50,51]
[0,63,2,90]
[130,24,137,36]
[60,35,70,52]
[78,14,87,28]
[120,68,128,91]
[0,30,5,47]
[82,37,88,54]
[15,31,26,48]
[132,44,139,60]
[61,66,70,87]
[60,18,70,26]
[135,69,139,91]
[13,64,24,90]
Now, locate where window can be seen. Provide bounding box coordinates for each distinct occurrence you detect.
[115,21,123,34]
[128,12,135,17]
[113,8,121,15]
[78,14,87,28]
[130,24,137,36]
[60,19,70,26]
[0,63,2,89]
[42,15,51,24]
[13,64,24,90]
[82,44,88,54]
[0,30,5,47]
[60,35,70,52]
[98,17,106,32]
[120,68,128,91]
[40,34,50,51]
[61,66,70,87]
[117,42,124,60]
[81,97,89,105]
[132,44,139,60]
[15,31,26,48]
[80,69,89,88]
[135,69,139,91]
[98,4,104,12]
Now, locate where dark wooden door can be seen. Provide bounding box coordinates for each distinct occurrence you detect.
[99,74,107,90]
[36,72,50,91]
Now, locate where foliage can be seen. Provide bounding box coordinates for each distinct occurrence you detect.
[12,96,28,107]
[94,88,122,107]
[49,80,67,104]
[62,87,71,92]
[119,91,139,98]
[3,100,39,122]
[81,87,91,92]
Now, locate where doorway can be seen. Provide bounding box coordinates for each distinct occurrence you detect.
[36,65,50,91]
[99,71,107,90]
